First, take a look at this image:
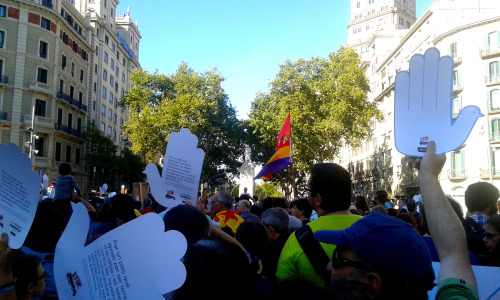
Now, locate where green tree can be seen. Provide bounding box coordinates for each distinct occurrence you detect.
[84,123,146,190]
[122,64,245,187]
[248,47,383,197]
[255,182,281,200]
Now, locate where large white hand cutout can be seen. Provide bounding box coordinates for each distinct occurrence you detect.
[143,129,205,208]
[54,202,187,299]
[394,48,483,157]
[0,143,40,249]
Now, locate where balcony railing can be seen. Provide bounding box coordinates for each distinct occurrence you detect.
[23,115,54,129]
[451,54,462,65]
[485,75,500,85]
[453,81,464,91]
[0,75,8,85]
[0,112,7,121]
[29,81,52,94]
[480,44,500,58]
[488,102,500,113]
[57,92,88,112]
[33,156,50,168]
[448,168,467,179]
[491,131,500,142]
[480,167,500,177]
[54,123,85,139]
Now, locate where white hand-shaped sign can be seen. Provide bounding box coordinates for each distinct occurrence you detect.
[0,143,40,249]
[54,202,187,299]
[143,129,205,208]
[394,48,483,157]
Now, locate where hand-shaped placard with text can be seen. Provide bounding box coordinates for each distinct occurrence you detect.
[394,48,483,157]
[54,203,187,299]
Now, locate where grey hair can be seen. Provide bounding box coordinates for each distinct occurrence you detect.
[239,200,251,209]
[261,208,289,234]
[217,191,234,209]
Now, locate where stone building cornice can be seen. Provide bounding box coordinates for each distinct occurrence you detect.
[432,16,500,44]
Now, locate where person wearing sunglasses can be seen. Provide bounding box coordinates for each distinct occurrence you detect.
[484,214,500,266]
[315,141,479,300]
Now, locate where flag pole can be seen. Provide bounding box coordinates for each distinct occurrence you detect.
[289,112,296,198]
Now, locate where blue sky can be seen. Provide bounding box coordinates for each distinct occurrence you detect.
[117,0,435,119]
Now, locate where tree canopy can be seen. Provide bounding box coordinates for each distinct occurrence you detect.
[247,47,383,196]
[122,64,245,187]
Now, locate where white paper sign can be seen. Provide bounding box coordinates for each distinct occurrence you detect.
[428,262,500,299]
[394,48,484,157]
[143,129,205,208]
[54,202,187,299]
[0,143,40,249]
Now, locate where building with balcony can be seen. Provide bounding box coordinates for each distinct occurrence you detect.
[339,0,500,213]
[0,0,140,192]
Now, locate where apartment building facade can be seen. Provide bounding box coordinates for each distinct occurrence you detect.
[0,0,140,192]
[340,0,500,212]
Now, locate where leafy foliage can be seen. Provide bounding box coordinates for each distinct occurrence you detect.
[255,182,282,200]
[122,64,245,187]
[248,47,383,196]
[84,123,145,189]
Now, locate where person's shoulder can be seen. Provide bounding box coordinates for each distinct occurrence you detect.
[308,214,362,231]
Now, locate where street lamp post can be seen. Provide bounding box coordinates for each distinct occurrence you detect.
[25,106,39,159]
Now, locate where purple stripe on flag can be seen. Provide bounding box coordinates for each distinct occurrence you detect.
[254,157,291,179]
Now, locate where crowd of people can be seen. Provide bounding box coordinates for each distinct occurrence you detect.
[1,141,499,299]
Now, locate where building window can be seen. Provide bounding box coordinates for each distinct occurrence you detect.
[37,68,48,83]
[104,52,108,63]
[453,70,460,87]
[110,76,114,85]
[94,82,97,92]
[41,17,51,31]
[111,59,115,70]
[122,73,125,82]
[100,122,105,132]
[103,70,107,80]
[35,99,46,117]
[66,145,71,162]
[80,69,84,83]
[75,148,80,165]
[113,130,116,140]
[452,96,462,116]
[35,137,44,157]
[55,142,61,161]
[107,127,111,136]
[450,151,465,177]
[493,118,500,141]
[406,21,410,29]
[105,35,109,44]
[117,52,120,60]
[71,62,75,77]
[112,43,115,52]
[113,114,117,123]
[356,2,360,8]
[79,91,83,104]
[0,31,4,48]
[0,5,6,17]
[490,89,500,111]
[108,110,112,120]
[109,92,113,102]
[115,67,119,76]
[101,104,106,115]
[120,118,123,126]
[102,87,107,97]
[399,18,404,25]
[449,43,458,59]
[61,55,67,70]
[39,41,48,59]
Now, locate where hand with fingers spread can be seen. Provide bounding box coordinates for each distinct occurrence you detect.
[395,48,483,157]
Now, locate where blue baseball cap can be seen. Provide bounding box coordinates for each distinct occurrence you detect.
[315,211,434,283]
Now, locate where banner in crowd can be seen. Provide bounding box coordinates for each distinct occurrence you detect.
[0,143,40,249]
[143,128,205,208]
[394,47,483,157]
[54,202,187,299]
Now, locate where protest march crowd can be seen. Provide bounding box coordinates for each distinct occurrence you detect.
[0,141,500,300]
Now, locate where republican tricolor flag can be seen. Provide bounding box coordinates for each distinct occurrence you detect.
[255,114,292,180]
